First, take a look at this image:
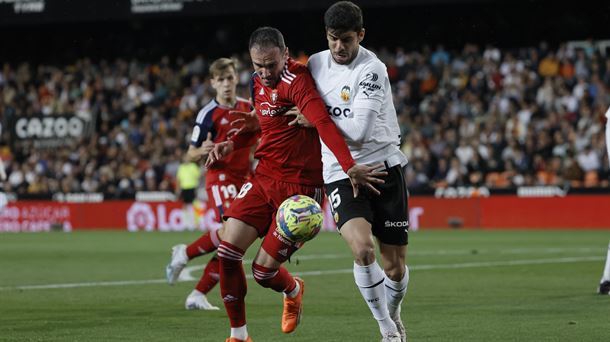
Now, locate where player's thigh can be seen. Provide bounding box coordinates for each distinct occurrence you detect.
[258,179,324,264]
[371,165,409,246]
[224,178,275,237]
[325,178,374,231]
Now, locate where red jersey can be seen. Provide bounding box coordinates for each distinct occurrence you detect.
[190,98,256,187]
[234,58,355,186]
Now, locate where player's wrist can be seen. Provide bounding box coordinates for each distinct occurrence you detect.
[345,161,358,176]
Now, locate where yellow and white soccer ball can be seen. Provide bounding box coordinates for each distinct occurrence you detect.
[276,195,323,243]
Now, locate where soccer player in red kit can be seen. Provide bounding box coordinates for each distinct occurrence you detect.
[165,58,258,311]
[205,27,386,342]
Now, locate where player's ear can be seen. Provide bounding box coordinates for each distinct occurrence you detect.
[357,29,365,43]
[284,47,290,60]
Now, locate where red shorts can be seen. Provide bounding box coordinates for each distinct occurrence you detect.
[206,175,246,224]
[224,173,324,262]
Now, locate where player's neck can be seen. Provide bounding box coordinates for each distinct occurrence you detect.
[216,96,236,108]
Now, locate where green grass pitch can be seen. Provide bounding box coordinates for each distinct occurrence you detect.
[1,229,609,341]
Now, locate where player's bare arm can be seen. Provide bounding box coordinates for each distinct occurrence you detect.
[186,132,214,163]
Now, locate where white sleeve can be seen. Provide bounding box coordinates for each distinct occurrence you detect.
[337,107,377,143]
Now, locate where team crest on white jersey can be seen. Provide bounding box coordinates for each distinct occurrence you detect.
[340,86,351,102]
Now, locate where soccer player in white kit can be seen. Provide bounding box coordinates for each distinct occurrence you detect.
[299,2,410,341]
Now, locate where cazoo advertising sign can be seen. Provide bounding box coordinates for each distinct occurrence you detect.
[12,114,93,148]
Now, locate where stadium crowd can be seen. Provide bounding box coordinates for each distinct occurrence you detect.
[1,41,609,197]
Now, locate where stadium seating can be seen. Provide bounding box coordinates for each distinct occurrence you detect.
[1,42,609,197]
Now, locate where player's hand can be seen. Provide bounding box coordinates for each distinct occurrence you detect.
[230,109,260,134]
[284,106,313,127]
[200,132,214,156]
[346,163,387,197]
[205,140,234,168]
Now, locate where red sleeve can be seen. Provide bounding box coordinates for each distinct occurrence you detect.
[289,72,356,173]
[230,130,260,150]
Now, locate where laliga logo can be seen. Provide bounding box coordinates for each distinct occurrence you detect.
[127,203,156,232]
[126,202,184,232]
[126,202,223,232]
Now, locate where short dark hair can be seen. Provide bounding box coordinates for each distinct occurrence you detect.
[249,27,286,50]
[324,1,363,33]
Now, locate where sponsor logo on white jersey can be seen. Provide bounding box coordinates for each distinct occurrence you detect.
[359,72,381,94]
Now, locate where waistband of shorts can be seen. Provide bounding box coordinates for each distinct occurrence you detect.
[381,154,407,170]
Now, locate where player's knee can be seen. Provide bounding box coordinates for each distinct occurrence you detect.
[251,263,277,288]
[352,246,376,266]
[384,264,405,281]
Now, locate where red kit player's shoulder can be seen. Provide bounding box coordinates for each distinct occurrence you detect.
[286,58,308,72]
[280,58,316,90]
[285,58,311,78]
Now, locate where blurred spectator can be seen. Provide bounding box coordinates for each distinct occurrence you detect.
[1,42,609,197]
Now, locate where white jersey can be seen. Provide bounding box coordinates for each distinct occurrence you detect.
[308,46,407,183]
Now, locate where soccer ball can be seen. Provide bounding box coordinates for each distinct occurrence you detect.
[276,195,323,243]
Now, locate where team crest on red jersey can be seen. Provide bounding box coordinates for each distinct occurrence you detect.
[271,90,278,104]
